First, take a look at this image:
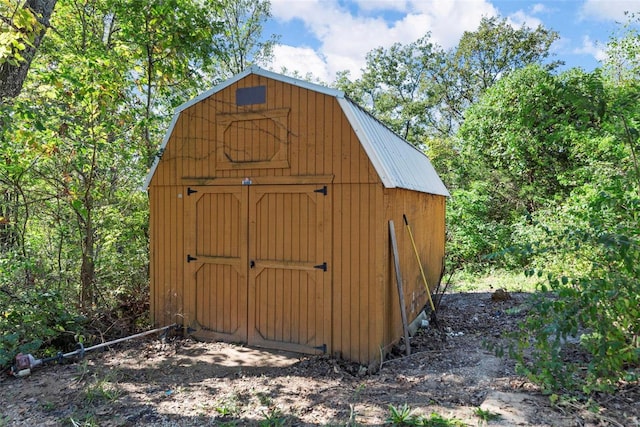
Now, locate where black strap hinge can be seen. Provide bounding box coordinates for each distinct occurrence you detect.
[313,262,327,272]
[187,187,198,196]
[187,254,198,263]
[314,185,327,196]
[314,344,327,353]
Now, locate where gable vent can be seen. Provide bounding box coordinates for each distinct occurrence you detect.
[236,85,266,106]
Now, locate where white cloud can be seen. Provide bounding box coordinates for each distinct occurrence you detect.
[270,0,324,22]
[507,10,543,28]
[531,3,549,14]
[408,0,498,48]
[352,0,410,12]
[580,0,637,21]
[268,44,332,82]
[268,0,500,81]
[573,35,607,62]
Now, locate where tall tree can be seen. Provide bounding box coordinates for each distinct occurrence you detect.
[0,0,56,102]
[211,0,279,78]
[2,0,227,309]
[438,16,560,134]
[336,17,559,142]
[19,0,133,309]
[0,0,56,253]
[603,12,640,83]
[110,0,224,166]
[459,65,605,216]
[336,34,445,145]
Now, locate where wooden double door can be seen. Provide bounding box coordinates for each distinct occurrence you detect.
[185,184,331,353]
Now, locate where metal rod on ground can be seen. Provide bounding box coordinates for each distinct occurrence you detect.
[403,214,437,317]
[67,323,177,356]
[12,323,178,377]
[389,220,410,356]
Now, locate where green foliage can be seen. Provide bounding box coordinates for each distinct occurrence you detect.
[419,413,466,427]
[446,183,516,270]
[458,21,640,398]
[603,12,640,82]
[0,0,42,66]
[0,253,86,367]
[473,407,501,422]
[452,65,611,270]
[336,34,445,145]
[259,406,287,427]
[386,404,416,425]
[386,405,465,426]
[460,65,605,214]
[83,371,122,404]
[212,0,280,77]
[215,396,241,418]
[504,179,639,394]
[443,16,560,129]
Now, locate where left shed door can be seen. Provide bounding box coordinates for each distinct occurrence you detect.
[185,186,248,342]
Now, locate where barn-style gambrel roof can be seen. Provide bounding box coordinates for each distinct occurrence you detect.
[144,66,449,197]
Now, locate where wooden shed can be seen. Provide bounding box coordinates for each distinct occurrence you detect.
[144,66,449,367]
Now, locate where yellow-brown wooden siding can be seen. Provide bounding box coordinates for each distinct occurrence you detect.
[148,73,446,365]
[383,190,446,349]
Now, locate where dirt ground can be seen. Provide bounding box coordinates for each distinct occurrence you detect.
[1,291,638,426]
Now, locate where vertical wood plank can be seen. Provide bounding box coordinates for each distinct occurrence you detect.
[371,185,385,362]
[163,188,172,324]
[149,188,158,323]
[290,85,300,177]
[302,88,312,176]
[389,220,410,356]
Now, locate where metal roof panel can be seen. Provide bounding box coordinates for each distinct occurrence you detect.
[337,98,450,196]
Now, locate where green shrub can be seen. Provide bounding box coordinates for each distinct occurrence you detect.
[0,253,86,368]
[505,187,639,395]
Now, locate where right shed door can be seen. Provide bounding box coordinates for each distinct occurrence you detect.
[247,184,332,354]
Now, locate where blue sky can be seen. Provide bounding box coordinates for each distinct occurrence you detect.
[262,0,639,83]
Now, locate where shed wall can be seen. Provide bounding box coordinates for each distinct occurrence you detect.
[149,74,386,362]
[331,183,386,364]
[148,72,446,365]
[384,190,446,347]
[148,185,186,327]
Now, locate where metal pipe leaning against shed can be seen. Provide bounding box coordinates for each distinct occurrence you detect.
[11,323,178,377]
[403,214,438,319]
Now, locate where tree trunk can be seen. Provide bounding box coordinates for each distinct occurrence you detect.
[0,0,57,103]
[80,208,95,310]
